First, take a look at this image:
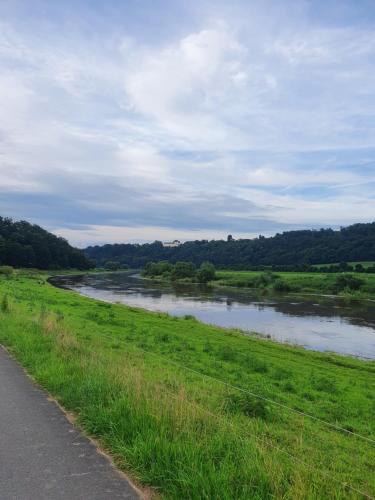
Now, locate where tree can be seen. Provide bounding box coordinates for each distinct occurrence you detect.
[0,216,93,270]
[104,261,121,271]
[85,222,375,270]
[171,262,196,280]
[197,262,216,283]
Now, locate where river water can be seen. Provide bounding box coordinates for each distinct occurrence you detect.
[51,272,375,359]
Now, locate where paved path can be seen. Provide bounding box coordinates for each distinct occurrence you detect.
[0,346,140,500]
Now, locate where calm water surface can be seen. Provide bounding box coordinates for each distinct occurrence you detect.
[51,272,375,359]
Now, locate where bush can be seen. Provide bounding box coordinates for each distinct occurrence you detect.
[104,261,121,271]
[171,262,196,280]
[196,262,216,283]
[332,274,364,293]
[142,261,173,278]
[0,266,14,279]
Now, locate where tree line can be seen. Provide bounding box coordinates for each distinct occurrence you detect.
[85,222,375,270]
[142,261,216,283]
[0,217,93,270]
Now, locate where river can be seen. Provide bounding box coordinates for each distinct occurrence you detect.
[51,272,375,359]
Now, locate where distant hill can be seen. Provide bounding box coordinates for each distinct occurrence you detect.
[85,222,375,270]
[0,217,93,270]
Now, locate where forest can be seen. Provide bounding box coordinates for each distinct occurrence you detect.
[85,222,375,269]
[0,217,93,270]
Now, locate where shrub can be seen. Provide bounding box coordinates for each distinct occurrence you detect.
[196,262,216,283]
[104,261,121,271]
[171,262,196,280]
[142,261,174,278]
[332,274,364,293]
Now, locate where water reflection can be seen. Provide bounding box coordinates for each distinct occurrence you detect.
[50,272,375,359]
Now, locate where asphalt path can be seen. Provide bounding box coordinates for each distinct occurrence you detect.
[0,346,140,500]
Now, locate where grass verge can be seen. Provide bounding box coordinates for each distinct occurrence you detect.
[0,270,374,499]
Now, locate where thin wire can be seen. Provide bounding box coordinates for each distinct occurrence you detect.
[161,385,375,500]
[94,328,374,468]
[126,342,375,446]
[45,288,375,444]
[38,301,374,497]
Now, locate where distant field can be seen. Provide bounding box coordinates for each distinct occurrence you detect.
[0,270,374,498]
[216,270,375,298]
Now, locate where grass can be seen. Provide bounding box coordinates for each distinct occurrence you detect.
[215,270,375,299]
[0,270,374,499]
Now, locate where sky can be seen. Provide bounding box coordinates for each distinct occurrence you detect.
[0,0,375,247]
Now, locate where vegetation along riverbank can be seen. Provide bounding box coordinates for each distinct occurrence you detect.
[0,268,374,498]
[141,260,375,300]
[215,269,375,299]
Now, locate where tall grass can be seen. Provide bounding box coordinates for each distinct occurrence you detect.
[0,272,374,498]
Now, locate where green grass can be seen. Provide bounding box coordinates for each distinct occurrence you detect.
[0,270,374,499]
[215,270,375,298]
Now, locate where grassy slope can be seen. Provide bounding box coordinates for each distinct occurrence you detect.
[216,270,375,298]
[0,271,374,499]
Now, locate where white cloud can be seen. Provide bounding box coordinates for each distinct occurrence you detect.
[123,22,252,148]
[0,1,375,245]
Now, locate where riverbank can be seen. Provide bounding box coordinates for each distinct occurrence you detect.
[1,270,374,498]
[215,270,375,299]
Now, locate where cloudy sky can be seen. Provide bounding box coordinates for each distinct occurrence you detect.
[1,0,375,247]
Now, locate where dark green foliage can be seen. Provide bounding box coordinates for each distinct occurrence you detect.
[171,261,196,280]
[85,221,375,269]
[141,261,173,277]
[143,260,216,284]
[197,261,216,283]
[183,314,196,320]
[104,261,121,271]
[332,274,364,293]
[0,216,93,270]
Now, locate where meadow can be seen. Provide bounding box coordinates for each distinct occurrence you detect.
[0,270,374,499]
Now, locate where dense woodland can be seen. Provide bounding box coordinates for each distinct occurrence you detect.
[0,217,93,269]
[85,222,375,270]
